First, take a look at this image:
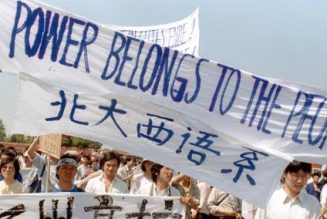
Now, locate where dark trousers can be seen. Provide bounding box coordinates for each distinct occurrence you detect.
[197,212,211,219]
[196,212,236,219]
[208,216,236,219]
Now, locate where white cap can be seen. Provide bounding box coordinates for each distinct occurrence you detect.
[57,158,78,168]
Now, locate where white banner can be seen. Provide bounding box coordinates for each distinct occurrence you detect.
[108,8,199,56]
[0,193,185,219]
[0,0,326,208]
[14,73,289,208]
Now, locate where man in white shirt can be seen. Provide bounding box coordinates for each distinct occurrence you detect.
[117,155,136,188]
[85,151,128,194]
[265,161,320,219]
[319,184,327,218]
[207,188,242,219]
[135,163,180,196]
[130,159,153,194]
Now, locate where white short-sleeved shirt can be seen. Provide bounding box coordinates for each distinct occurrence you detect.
[130,173,153,194]
[135,182,180,197]
[321,184,327,207]
[320,184,327,218]
[85,174,128,194]
[197,181,212,215]
[266,187,320,219]
[0,180,24,194]
[76,164,90,180]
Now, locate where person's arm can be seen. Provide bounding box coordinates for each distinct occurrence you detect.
[180,193,199,210]
[171,174,185,186]
[77,169,102,189]
[207,189,239,217]
[27,136,40,159]
[207,188,220,215]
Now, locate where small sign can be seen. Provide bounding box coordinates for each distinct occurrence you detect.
[39,134,62,159]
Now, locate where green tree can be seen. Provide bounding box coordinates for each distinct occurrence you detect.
[62,135,101,149]
[0,119,6,141]
[9,134,26,143]
[62,135,73,147]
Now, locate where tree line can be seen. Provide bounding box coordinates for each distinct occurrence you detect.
[0,118,101,149]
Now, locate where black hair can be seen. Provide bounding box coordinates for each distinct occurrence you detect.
[99,151,120,170]
[55,154,77,179]
[151,163,164,183]
[125,155,136,162]
[284,161,312,174]
[281,161,312,183]
[1,148,17,159]
[141,160,152,172]
[312,171,321,178]
[0,157,20,180]
[7,146,17,156]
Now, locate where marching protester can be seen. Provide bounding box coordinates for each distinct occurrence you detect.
[19,152,35,191]
[207,188,242,219]
[85,151,128,193]
[193,181,212,219]
[306,171,323,201]
[26,136,58,192]
[52,154,84,192]
[135,163,180,196]
[320,183,327,219]
[76,155,90,180]
[85,159,98,177]
[117,154,137,189]
[0,158,24,194]
[320,165,327,186]
[0,148,23,183]
[172,173,200,219]
[255,161,320,219]
[130,158,153,194]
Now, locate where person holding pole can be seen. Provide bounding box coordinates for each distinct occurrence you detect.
[26,136,58,192]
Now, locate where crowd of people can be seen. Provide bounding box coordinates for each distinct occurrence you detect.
[0,137,327,219]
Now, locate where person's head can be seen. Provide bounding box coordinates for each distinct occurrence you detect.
[80,155,90,165]
[63,150,80,163]
[1,148,17,160]
[125,155,136,168]
[90,161,98,171]
[6,146,17,157]
[100,151,120,179]
[312,171,321,184]
[22,152,32,167]
[56,155,78,184]
[282,161,311,197]
[91,151,99,163]
[141,159,153,172]
[0,158,20,180]
[151,163,174,184]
